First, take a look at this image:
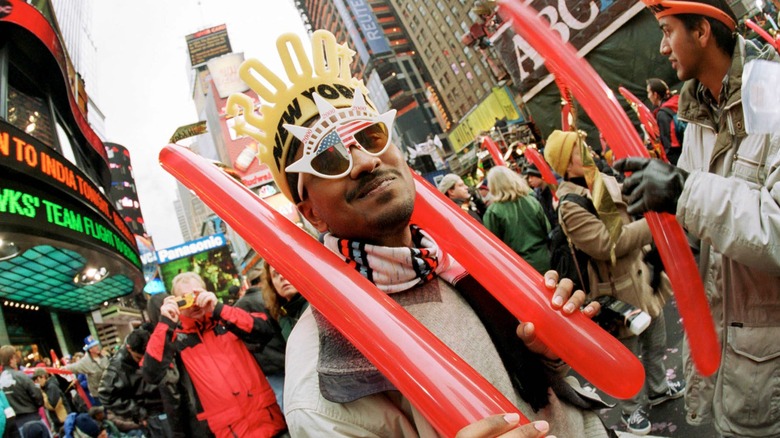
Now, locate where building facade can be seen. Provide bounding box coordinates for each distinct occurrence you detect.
[293,0,447,152]
[0,0,143,360]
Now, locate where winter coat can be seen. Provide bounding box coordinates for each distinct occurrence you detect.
[63,353,108,398]
[98,347,164,425]
[283,275,611,437]
[41,377,68,424]
[0,368,43,417]
[655,94,682,152]
[675,35,780,437]
[235,290,286,376]
[556,177,668,337]
[142,303,286,438]
[483,194,551,274]
[278,294,309,342]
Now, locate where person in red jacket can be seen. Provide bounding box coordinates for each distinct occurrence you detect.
[142,272,287,438]
[646,78,683,165]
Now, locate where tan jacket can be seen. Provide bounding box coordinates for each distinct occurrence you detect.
[676,35,780,437]
[63,353,109,397]
[557,177,668,338]
[284,287,610,437]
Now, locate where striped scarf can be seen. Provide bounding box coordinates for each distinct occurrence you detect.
[321,225,465,293]
[315,225,466,403]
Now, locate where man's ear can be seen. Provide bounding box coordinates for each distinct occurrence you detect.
[297,199,329,233]
[695,17,712,47]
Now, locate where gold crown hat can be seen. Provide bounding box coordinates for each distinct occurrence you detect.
[226,30,371,201]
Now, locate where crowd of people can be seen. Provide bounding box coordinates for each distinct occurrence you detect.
[3,0,778,437]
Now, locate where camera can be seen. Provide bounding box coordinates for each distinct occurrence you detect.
[592,295,651,336]
[176,292,198,309]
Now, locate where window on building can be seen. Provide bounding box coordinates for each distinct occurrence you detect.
[418,4,427,16]
[474,65,483,78]
[7,66,55,148]
[436,1,445,12]
[410,75,421,89]
[54,119,79,167]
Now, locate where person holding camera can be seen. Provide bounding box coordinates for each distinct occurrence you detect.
[544,130,684,436]
[141,272,287,438]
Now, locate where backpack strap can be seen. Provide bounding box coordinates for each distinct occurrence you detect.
[557,193,596,290]
[658,107,683,147]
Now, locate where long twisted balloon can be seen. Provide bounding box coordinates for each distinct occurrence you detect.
[499,0,720,376]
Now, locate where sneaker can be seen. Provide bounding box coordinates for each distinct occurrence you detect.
[621,408,651,435]
[649,379,685,407]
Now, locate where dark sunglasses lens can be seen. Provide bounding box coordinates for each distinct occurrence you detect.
[354,122,389,153]
[311,132,351,176]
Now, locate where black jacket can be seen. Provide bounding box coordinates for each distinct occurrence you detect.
[235,289,286,375]
[0,368,43,416]
[98,348,164,423]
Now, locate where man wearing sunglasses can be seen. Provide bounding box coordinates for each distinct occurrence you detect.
[230,30,615,438]
[614,1,780,436]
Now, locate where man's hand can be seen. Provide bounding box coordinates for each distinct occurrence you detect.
[517,271,601,360]
[613,157,689,215]
[160,296,180,323]
[456,414,554,438]
[194,290,218,314]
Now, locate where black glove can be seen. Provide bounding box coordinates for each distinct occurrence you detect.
[613,157,689,215]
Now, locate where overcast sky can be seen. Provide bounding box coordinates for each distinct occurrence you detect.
[92,0,308,249]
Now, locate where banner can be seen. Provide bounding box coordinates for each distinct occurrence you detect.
[491,0,644,99]
[169,121,208,143]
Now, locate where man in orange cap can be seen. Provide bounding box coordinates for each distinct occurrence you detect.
[615,1,780,436]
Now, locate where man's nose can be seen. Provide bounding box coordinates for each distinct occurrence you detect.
[660,37,671,56]
[350,147,381,178]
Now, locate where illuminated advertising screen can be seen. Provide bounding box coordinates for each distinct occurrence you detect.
[0,120,140,267]
[185,24,232,67]
[156,234,239,301]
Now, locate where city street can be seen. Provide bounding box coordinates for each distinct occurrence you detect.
[586,298,720,437]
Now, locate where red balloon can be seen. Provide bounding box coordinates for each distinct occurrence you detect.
[746,19,780,53]
[482,136,506,166]
[618,86,669,163]
[159,145,524,437]
[412,174,644,399]
[499,0,720,376]
[27,367,92,409]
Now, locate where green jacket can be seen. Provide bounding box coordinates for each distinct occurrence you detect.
[483,194,551,274]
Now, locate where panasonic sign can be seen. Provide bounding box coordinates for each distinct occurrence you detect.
[156,234,227,264]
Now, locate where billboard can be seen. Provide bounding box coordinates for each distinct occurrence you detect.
[185,24,232,67]
[489,0,643,99]
[345,0,391,58]
[207,52,249,98]
[215,83,274,188]
[0,120,140,267]
[156,234,239,301]
[333,0,371,64]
